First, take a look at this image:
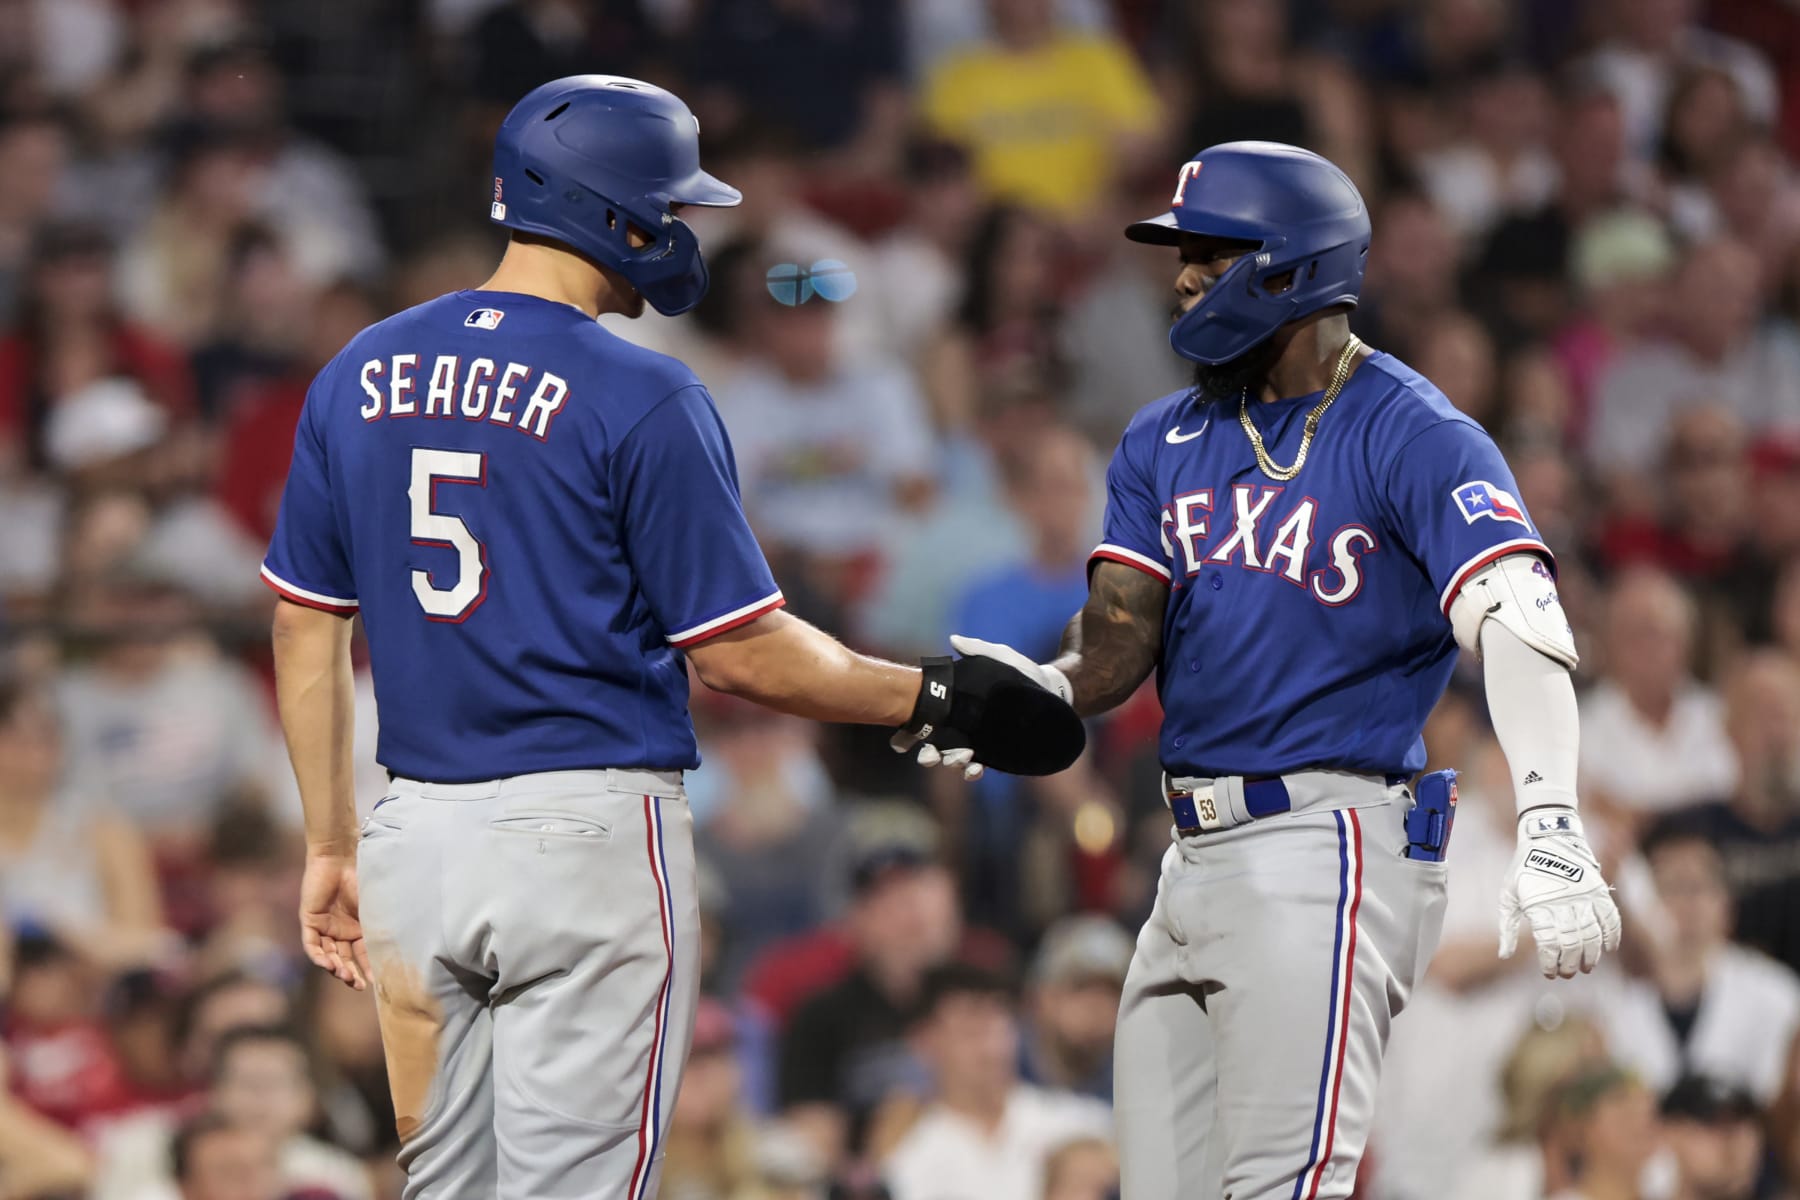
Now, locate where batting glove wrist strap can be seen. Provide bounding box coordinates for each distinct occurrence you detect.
[905,657,956,736]
[898,652,1085,777]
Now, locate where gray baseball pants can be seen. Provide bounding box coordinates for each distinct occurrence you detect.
[1113,775,1448,1200]
[356,768,697,1200]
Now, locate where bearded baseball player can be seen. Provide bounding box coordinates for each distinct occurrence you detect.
[910,142,1622,1199]
[262,75,1081,1199]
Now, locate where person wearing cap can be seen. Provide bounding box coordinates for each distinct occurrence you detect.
[882,964,1111,1200]
[1551,209,1677,444]
[1020,916,1133,1103]
[775,831,969,1166]
[1661,1075,1763,1200]
[1543,1064,1660,1200]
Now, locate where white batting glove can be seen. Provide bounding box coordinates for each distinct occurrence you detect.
[889,635,1074,781]
[1498,806,1623,978]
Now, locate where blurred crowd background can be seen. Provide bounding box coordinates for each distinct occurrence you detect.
[5,0,1800,1198]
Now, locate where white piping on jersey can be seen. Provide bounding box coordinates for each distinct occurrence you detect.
[666,590,785,646]
[260,563,359,609]
[1437,537,1550,615]
[1090,542,1173,582]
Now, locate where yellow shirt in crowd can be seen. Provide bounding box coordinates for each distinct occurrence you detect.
[923,33,1160,218]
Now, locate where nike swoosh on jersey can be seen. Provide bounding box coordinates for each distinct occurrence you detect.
[1166,420,1209,444]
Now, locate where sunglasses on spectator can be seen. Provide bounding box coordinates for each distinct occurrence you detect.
[766,260,857,305]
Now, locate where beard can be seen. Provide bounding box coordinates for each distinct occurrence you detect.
[1186,332,1284,405]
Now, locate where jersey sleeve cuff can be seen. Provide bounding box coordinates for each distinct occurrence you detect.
[1438,539,1553,615]
[667,591,786,648]
[261,564,359,615]
[1088,543,1173,585]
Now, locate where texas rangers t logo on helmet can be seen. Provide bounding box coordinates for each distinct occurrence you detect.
[1170,160,1203,206]
[1454,480,1528,527]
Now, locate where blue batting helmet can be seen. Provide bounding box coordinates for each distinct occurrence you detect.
[490,75,741,316]
[1126,142,1370,365]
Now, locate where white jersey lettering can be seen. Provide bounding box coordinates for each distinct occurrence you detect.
[389,353,418,417]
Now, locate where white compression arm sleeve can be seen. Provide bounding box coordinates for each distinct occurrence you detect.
[1479,621,1581,815]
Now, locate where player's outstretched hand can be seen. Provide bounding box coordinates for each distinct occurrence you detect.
[299,851,373,991]
[891,635,1082,778]
[1498,806,1623,978]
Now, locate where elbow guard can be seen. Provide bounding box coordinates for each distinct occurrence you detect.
[1447,552,1578,670]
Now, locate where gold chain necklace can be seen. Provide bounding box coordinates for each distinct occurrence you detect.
[1237,335,1364,481]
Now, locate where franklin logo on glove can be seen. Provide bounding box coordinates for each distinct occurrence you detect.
[1525,849,1583,881]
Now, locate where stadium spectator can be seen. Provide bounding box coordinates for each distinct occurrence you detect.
[0,105,69,326]
[2,931,142,1134]
[1541,1063,1660,1200]
[684,0,907,158]
[1724,435,1800,639]
[1039,1136,1117,1200]
[177,37,385,286]
[1429,1008,1601,1200]
[1579,567,1739,823]
[881,964,1110,1200]
[1413,309,1501,431]
[1680,650,1800,975]
[1684,650,1800,865]
[1603,822,1800,1105]
[1588,236,1800,475]
[1659,1075,1764,1200]
[1699,135,1800,288]
[0,674,170,970]
[213,279,382,546]
[167,1111,280,1200]
[662,997,824,1200]
[920,0,1160,219]
[865,138,984,378]
[1059,175,1191,443]
[774,825,984,1166]
[1417,56,1557,242]
[941,205,1069,413]
[1475,83,1632,343]
[1551,210,1677,443]
[1581,0,1777,161]
[55,571,284,855]
[713,257,935,562]
[298,969,395,1171]
[1154,0,1319,156]
[188,227,316,421]
[1017,916,1131,1103]
[0,222,193,470]
[690,702,851,987]
[1659,64,1760,206]
[951,425,1096,663]
[172,972,294,1089]
[1356,188,1463,363]
[1598,406,1752,601]
[0,1036,93,1197]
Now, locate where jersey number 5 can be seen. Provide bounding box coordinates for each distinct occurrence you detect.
[409,447,488,622]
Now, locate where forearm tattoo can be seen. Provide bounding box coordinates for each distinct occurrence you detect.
[1052,562,1166,716]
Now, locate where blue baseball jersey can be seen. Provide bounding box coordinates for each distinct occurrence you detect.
[262,290,783,780]
[1092,351,1549,778]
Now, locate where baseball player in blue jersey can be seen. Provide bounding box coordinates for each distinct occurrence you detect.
[261,75,1081,1200]
[908,142,1623,1199]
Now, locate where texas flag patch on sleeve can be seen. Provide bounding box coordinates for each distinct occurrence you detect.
[1453,480,1529,527]
[465,308,505,330]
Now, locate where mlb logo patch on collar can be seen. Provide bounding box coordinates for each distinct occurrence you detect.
[1453,480,1528,527]
[465,308,505,330]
